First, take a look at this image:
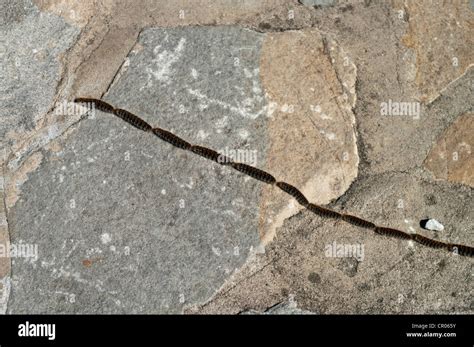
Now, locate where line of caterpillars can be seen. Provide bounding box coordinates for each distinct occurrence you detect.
[74,98,474,258]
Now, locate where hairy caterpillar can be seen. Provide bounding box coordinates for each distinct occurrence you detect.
[73,98,474,258]
[152,128,192,150]
[114,109,153,132]
[276,182,309,206]
[231,162,276,184]
[74,97,115,114]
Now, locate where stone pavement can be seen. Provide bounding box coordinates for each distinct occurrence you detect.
[0,0,472,313]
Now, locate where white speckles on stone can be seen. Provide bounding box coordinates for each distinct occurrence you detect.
[266,101,278,118]
[191,68,198,79]
[319,130,336,140]
[424,219,444,232]
[243,68,253,78]
[109,245,116,252]
[319,113,332,120]
[188,88,265,119]
[280,104,294,113]
[197,129,209,140]
[199,103,210,112]
[161,189,166,195]
[0,276,11,313]
[238,129,250,139]
[100,233,112,245]
[146,37,186,85]
[215,116,228,130]
[310,104,322,113]
[86,247,103,257]
[0,214,6,227]
[211,246,221,256]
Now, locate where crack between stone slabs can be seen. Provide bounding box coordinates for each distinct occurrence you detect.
[4,24,140,171]
[100,27,142,99]
[34,20,88,132]
[329,166,426,209]
[4,17,106,169]
[196,258,278,312]
[426,64,474,106]
[386,3,406,95]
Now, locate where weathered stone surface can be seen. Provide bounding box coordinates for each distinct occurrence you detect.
[6,27,268,313]
[33,0,291,100]
[190,171,473,314]
[258,29,358,244]
[0,0,79,313]
[401,0,474,103]
[0,1,79,140]
[2,0,473,315]
[424,113,474,187]
[306,2,474,175]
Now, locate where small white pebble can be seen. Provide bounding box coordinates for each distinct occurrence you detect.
[100,233,112,244]
[424,219,444,232]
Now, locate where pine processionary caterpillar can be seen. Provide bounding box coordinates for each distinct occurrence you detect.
[307,203,341,219]
[114,109,153,132]
[74,97,115,114]
[230,162,276,184]
[152,128,192,150]
[342,214,376,229]
[374,227,412,240]
[72,98,474,258]
[276,182,309,206]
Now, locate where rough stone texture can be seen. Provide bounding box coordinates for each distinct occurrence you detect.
[0,0,80,313]
[6,26,267,313]
[258,29,358,244]
[401,0,474,103]
[0,1,79,140]
[1,0,473,314]
[190,171,473,314]
[424,113,474,187]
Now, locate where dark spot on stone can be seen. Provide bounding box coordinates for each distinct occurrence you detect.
[281,288,289,296]
[358,283,371,291]
[437,259,446,270]
[424,194,437,205]
[338,257,359,277]
[340,4,353,12]
[308,272,321,284]
[258,22,271,30]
